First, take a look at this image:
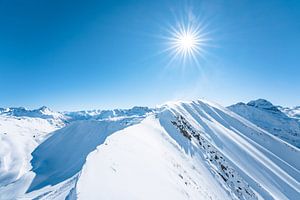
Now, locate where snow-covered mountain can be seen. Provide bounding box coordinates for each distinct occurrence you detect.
[0,106,66,128]
[0,100,299,200]
[64,106,154,121]
[228,99,300,148]
[0,106,63,120]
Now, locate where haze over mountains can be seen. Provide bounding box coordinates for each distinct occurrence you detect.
[0,99,299,200]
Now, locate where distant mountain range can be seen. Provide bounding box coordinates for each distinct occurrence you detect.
[228,99,300,148]
[0,99,299,200]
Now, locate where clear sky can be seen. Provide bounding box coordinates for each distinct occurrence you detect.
[0,0,299,111]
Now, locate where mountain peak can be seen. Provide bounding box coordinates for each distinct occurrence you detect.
[36,106,53,115]
[38,106,49,111]
[246,99,280,112]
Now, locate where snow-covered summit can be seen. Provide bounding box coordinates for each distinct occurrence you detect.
[246,99,281,113]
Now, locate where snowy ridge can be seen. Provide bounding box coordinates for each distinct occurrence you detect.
[170,115,257,200]
[0,99,299,199]
[0,106,64,120]
[162,100,299,199]
[0,105,153,123]
[77,115,233,200]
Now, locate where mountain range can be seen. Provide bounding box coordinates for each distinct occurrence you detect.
[0,99,299,200]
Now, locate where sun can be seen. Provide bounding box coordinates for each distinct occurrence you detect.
[164,20,209,67]
[180,35,195,49]
[174,30,199,56]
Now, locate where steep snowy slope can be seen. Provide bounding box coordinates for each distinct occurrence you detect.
[0,116,61,188]
[162,101,299,200]
[0,100,299,200]
[228,99,300,148]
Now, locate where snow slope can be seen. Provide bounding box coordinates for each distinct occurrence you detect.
[0,106,68,190]
[0,100,299,200]
[228,99,300,148]
[28,117,145,192]
[0,116,60,188]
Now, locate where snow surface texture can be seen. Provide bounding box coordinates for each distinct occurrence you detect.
[0,100,299,200]
[228,99,300,148]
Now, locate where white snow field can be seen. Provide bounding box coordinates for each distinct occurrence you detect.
[0,100,299,200]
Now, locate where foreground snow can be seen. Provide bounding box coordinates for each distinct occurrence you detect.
[0,100,299,200]
[0,116,60,188]
[77,116,231,200]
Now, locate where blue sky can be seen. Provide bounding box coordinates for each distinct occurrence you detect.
[0,0,299,110]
